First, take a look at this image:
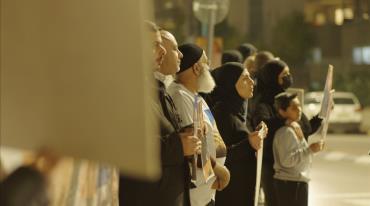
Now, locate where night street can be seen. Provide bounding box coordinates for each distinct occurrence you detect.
[309,134,370,206]
[2,1,370,205]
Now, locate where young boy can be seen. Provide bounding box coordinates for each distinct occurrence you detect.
[272,92,323,206]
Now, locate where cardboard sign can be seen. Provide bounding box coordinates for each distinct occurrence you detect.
[319,65,335,141]
[254,122,268,206]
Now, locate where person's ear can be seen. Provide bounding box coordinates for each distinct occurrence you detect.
[278,108,286,118]
[192,63,202,76]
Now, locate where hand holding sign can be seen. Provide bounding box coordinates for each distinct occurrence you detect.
[257,121,268,139]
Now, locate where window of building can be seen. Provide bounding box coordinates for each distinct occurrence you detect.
[364,13,369,20]
[335,8,344,25]
[353,46,370,65]
[363,46,370,64]
[312,47,322,63]
[315,12,326,25]
[343,8,354,19]
[353,47,362,64]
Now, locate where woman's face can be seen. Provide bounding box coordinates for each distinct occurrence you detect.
[277,66,290,85]
[235,69,255,99]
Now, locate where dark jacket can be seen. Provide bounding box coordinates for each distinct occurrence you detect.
[119,80,189,206]
[156,80,190,206]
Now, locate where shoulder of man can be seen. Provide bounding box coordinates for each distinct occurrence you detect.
[168,81,191,97]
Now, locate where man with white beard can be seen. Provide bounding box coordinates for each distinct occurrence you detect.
[167,43,230,206]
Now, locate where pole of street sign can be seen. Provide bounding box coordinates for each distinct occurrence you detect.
[193,0,229,65]
[206,6,216,64]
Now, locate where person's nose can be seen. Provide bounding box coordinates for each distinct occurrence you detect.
[249,76,254,85]
[178,50,183,59]
[160,45,166,56]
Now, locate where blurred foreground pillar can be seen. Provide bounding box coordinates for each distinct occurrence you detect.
[1,0,160,180]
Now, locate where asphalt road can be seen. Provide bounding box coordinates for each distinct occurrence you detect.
[309,133,370,206]
[2,133,370,205]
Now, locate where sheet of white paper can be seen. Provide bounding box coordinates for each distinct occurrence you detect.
[254,124,267,206]
[319,65,334,141]
[254,144,264,206]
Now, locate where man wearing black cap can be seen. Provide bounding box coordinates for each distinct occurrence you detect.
[167,43,230,206]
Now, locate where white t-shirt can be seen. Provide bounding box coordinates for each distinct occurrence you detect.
[167,82,225,206]
[153,71,174,88]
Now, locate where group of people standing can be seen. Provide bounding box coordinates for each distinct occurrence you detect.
[121,20,326,206]
[0,20,326,206]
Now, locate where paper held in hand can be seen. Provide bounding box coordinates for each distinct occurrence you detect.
[319,65,335,141]
[254,121,268,206]
[190,95,215,186]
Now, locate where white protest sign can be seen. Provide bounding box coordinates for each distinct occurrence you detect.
[319,65,335,141]
[254,122,267,206]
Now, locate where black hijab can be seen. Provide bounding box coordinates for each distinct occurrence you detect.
[256,59,287,105]
[212,62,246,115]
[237,43,257,62]
[221,50,243,64]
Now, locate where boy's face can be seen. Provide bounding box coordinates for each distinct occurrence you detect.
[281,97,302,121]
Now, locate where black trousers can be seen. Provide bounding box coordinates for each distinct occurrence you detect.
[261,163,278,206]
[118,174,188,206]
[118,175,159,206]
[274,179,308,206]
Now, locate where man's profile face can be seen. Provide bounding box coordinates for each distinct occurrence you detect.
[151,31,166,69]
[159,31,183,75]
[196,52,216,93]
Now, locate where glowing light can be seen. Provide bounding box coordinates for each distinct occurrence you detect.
[335,9,344,25]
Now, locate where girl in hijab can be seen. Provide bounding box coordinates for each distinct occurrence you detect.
[212,62,263,206]
[251,59,322,206]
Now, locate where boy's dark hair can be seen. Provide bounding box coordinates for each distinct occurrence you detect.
[274,92,298,111]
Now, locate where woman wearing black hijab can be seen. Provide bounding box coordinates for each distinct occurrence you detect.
[251,60,322,206]
[201,50,243,110]
[212,62,262,206]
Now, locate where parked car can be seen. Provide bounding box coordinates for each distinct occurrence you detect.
[303,91,363,133]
